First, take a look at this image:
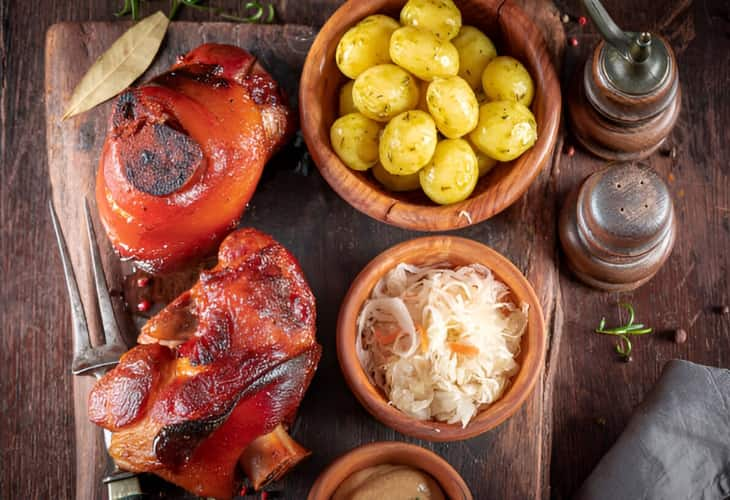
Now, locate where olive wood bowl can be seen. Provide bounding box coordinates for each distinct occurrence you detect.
[337,236,546,441]
[307,441,473,500]
[300,0,561,231]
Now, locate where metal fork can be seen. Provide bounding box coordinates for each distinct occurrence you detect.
[50,199,144,500]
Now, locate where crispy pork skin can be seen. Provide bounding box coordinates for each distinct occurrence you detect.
[96,44,295,272]
[88,229,320,498]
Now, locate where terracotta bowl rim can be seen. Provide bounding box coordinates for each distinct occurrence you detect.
[307,441,473,500]
[299,0,562,231]
[336,235,546,441]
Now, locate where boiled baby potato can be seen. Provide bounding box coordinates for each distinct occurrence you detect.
[452,26,497,90]
[419,139,478,204]
[336,15,400,79]
[390,26,459,81]
[481,56,535,106]
[331,113,382,171]
[352,64,420,122]
[339,80,357,115]
[469,101,537,162]
[467,137,498,177]
[379,110,438,175]
[426,76,479,138]
[372,162,421,191]
[400,0,462,40]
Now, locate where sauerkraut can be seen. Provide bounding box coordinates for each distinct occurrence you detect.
[356,263,528,427]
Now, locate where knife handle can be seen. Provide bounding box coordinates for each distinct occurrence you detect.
[103,471,144,500]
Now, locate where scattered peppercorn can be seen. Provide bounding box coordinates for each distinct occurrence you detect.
[136,276,150,287]
[578,16,587,25]
[570,37,579,47]
[566,145,576,157]
[622,355,633,363]
[136,299,151,312]
[673,328,687,344]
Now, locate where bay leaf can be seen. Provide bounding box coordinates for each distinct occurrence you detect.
[62,11,169,120]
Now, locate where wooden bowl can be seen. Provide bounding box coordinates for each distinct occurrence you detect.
[307,441,473,500]
[337,236,546,441]
[300,0,561,231]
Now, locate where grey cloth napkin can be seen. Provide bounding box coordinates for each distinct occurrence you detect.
[576,360,730,500]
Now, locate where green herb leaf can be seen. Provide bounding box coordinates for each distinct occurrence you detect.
[170,0,276,23]
[115,0,133,17]
[620,303,635,326]
[615,335,632,358]
[130,0,140,20]
[594,303,653,360]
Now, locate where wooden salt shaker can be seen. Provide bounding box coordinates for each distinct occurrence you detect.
[568,0,681,160]
[559,162,676,291]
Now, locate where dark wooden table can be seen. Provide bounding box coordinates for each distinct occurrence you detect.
[1,0,728,499]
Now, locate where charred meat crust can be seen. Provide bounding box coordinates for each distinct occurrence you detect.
[153,345,320,469]
[89,228,320,498]
[122,122,203,196]
[96,44,295,272]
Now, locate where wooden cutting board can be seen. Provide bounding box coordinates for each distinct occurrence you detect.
[45,13,564,500]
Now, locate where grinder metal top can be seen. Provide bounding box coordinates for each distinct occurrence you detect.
[584,0,672,96]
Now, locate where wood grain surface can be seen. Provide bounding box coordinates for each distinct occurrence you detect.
[1,0,728,500]
[550,0,730,497]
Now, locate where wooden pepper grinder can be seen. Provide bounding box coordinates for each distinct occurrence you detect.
[568,0,681,160]
[559,162,676,291]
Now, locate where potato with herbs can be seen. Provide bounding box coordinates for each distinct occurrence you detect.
[339,81,357,115]
[426,76,479,138]
[336,15,400,79]
[481,56,535,106]
[400,0,462,40]
[380,110,438,175]
[331,113,382,171]
[390,26,459,81]
[466,137,498,176]
[372,162,421,191]
[452,26,497,90]
[419,139,478,204]
[352,64,420,122]
[469,101,537,161]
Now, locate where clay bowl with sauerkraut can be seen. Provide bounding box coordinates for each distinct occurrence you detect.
[337,236,545,441]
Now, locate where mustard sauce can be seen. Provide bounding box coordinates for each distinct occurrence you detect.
[332,464,446,500]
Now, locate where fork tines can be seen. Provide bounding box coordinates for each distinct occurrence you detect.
[49,199,128,375]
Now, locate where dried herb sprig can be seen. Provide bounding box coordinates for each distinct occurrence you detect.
[595,303,653,360]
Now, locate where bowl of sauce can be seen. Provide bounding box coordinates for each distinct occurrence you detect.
[308,442,472,500]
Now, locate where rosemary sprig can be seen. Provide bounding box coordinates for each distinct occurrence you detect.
[117,0,276,23]
[114,0,137,17]
[595,303,653,361]
[172,0,276,23]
